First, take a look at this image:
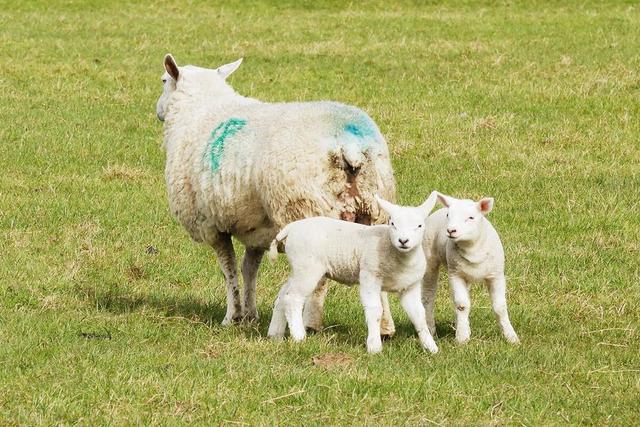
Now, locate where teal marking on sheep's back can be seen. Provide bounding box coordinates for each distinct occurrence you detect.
[205,118,247,172]
[345,122,375,138]
[343,118,378,151]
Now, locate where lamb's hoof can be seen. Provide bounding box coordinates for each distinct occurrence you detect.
[380,333,394,341]
[455,335,470,345]
[367,337,383,354]
[505,333,520,344]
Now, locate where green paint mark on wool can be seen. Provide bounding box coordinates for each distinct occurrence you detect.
[205,118,247,172]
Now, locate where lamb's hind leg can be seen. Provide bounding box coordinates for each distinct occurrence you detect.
[268,280,291,340]
[380,292,396,338]
[303,278,328,333]
[283,267,326,342]
[241,248,264,322]
[487,275,519,344]
[211,233,242,325]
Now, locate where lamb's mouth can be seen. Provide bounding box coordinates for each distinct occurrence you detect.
[398,245,410,251]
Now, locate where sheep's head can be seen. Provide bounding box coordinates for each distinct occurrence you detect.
[436,193,494,243]
[156,54,243,122]
[375,192,437,253]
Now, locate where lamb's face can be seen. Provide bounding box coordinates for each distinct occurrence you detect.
[376,192,437,253]
[437,194,494,243]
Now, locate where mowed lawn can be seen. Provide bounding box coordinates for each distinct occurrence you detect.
[1,0,639,424]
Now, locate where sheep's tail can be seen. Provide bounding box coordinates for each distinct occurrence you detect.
[268,225,290,263]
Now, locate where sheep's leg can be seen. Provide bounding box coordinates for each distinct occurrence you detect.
[267,280,291,340]
[241,248,264,322]
[212,234,242,326]
[487,275,520,344]
[450,275,471,343]
[283,268,325,342]
[303,277,328,333]
[422,263,440,336]
[359,272,383,354]
[400,284,438,353]
[380,292,396,338]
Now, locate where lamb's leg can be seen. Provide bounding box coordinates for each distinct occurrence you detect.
[241,248,264,322]
[211,234,242,325]
[359,272,383,354]
[380,292,396,338]
[487,275,520,344]
[400,284,438,353]
[450,274,471,344]
[283,268,325,342]
[303,277,328,333]
[422,262,440,336]
[268,280,291,340]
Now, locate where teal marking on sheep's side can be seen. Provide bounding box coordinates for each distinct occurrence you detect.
[205,118,247,172]
[345,123,375,138]
[343,120,378,151]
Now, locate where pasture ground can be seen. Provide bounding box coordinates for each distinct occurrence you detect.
[1,1,639,424]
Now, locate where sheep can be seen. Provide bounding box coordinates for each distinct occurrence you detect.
[267,193,440,354]
[155,54,397,331]
[422,193,520,344]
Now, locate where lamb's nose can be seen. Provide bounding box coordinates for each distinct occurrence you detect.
[447,228,457,235]
[399,238,409,245]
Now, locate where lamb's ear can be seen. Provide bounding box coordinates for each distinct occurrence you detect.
[375,194,397,216]
[436,192,452,208]
[419,191,438,218]
[217,58,243,79]
[164,54,179,81]
[478,197,494,215]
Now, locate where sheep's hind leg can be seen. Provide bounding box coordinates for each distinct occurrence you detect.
[211,233,243,326]
[241,248,264,322]
[380,292,396,338]
[487,275,519,344]
[303,278,329,333]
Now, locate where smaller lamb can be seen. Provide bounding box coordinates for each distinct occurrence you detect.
[267,194,440,354]
[422,193,519,344]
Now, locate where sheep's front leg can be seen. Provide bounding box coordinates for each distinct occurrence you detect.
[422,263,440,336]
[359,272,383,354]
[487,274,520,344]
[450,274,471,343]
[303,278,328,332]
[380,292,396,338]
[241,248,264,322]
[400,284,438,353]
[211,234,242,325]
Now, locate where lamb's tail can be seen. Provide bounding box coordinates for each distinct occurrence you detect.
[268,225,290,263]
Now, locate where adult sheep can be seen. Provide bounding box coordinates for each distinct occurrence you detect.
[155,54,397,330]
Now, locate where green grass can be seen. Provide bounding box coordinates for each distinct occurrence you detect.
[1,0,639,424]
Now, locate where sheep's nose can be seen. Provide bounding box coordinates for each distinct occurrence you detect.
[399,238,409,245]
[447,228,457,235]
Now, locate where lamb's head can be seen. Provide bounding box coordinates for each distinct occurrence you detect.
[437,193,494,243]
[376,192,437,253]
[156,54,243,122]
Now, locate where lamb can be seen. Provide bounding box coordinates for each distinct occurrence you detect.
[267,194,439,354]
[422,193,520,344]
[155,54,397,331]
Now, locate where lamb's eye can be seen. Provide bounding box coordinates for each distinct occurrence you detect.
[390,222,395,227]
[418,224,423,228]
[468,216,475,220]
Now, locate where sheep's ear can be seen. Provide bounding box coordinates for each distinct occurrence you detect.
[478,197,494,215]
[217,58,243,79]
[436,192,452,208]
[375,194,397,216]
[164,54,180,81]
[419,191,438,218]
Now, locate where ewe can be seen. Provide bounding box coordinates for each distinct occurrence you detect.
[155,55,396,329]
[422,193,519,344]
[267,194,439,354]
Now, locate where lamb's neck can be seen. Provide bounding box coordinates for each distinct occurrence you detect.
[453,220,490,264]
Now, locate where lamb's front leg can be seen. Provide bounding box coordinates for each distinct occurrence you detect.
[211,234,242,325]
[359,272,383,354]
[450,274,471,344]
[241,248,264,322]
[487,274,520,344]
[400,284,438,353]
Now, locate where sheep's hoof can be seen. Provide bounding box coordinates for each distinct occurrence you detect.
[221,313,244,326]
[243,311,260,323]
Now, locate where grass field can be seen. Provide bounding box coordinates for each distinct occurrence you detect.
[1,0,639,424]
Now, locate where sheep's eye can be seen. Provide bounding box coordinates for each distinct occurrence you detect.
[162,78,167,83]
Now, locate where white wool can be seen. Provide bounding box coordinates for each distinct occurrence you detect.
[156,54,396,328]
[422,193,519,344]
[267,194,439,354]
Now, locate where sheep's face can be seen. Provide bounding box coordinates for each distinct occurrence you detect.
[156,54,243,122]
[437,194,494,243]
[376,193,437,253]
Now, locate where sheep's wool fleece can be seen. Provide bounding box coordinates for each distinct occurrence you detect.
[163,83,396,249]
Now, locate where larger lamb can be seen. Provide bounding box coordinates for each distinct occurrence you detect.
[155,54,396,328]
